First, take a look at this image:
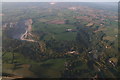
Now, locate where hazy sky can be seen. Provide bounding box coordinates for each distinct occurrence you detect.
[1,0,120,2]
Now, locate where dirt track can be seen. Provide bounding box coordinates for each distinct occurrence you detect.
[20,19,36,42]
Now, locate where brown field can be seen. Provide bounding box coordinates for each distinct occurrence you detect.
[103,36,115,41]
[3,64,37,78]
[94,27,106,33]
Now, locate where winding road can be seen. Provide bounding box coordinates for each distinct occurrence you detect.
[20,19,36,42]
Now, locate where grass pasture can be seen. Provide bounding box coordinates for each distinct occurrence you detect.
[30,59,66,78]
[33,22,77,41]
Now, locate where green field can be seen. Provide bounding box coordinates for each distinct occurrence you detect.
[33,22,77,41]
[3,52,66,78]
[30,59,66,78]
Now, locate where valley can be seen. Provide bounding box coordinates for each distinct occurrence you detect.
[2,2,119,79]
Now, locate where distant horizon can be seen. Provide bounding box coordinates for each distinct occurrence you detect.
[2,0,120,2]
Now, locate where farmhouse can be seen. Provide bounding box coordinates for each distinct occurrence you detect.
[65,51,79,54]
[66,29,77,32]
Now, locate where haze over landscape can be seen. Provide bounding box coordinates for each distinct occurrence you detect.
[1,2,120,79]
[2,0,119,2]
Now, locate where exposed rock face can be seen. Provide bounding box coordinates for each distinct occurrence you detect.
[20,19,36,42]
